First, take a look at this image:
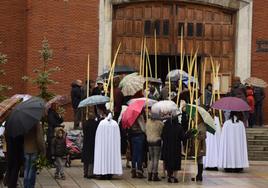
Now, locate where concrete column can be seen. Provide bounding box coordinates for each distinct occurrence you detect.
[235,1,253,80]
[98,0,113,75]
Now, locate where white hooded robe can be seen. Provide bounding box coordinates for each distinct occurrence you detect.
[93,113,123,175]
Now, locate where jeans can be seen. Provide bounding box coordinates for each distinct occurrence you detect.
[55,157,64,175]
[24,153,37,188]
[131,134,145,171]
[148,145,161,173]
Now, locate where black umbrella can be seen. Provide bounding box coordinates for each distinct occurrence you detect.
[5,97,45,137]
[99,65,136,78]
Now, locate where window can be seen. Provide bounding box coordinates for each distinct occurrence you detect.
[144,20,151,35]
[154,20,160,36]
[196,23,203,37]
[178,22,184,36]
[187,23,194,37]
[163,20,169,36]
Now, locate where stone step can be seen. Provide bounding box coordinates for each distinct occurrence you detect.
[248,146,268,151]
[248,140,268,145]
[248,156,268,161]
[248,151,268,156]
[247,135,268,140]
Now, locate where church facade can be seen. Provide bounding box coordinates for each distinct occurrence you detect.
[0,0,267,122]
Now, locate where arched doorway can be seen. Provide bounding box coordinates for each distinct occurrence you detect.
[112,1,236,89]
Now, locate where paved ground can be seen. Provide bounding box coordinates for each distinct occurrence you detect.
[1,160,268,188]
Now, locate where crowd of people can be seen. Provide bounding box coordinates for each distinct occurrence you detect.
[0,73,265,187]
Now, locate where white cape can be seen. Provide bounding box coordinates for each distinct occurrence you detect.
[203,116,221,168]
[94,113,123,175]
[218,117,249,168]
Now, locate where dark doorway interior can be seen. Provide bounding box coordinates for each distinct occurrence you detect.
[146,55,202,83]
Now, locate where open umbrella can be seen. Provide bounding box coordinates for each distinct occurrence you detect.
[100,65,137,79]
[119,73,145,96]
[11,94,32,102]
[151,100,179,119]
[128,97,158,107]
[211,97,250,111]
[186,104,216,134]
[5,97,45,137]
[78,95,110,108]
[244,77,268,88]
[148,77,162,84]
[45,95,69,110]
[122,100,145,129]
[165,69,189,82]
[0,98,21,118]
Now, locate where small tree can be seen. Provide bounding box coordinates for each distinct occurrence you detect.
[23,38,60,101]
[0,48,11,101]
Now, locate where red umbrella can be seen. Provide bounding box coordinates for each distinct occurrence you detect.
[211,97,250,111]
[122,100,145,129]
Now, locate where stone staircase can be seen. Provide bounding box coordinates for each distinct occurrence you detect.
[247,128,268,161]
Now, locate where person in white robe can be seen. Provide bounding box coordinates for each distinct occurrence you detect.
[93,113,123,179]
[218,112,249,172]
[203,116,221,170]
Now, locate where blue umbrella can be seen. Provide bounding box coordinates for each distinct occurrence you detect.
[5,97,45,137]
[78,95,110,108]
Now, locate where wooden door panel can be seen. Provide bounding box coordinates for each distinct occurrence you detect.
[213,24,221,39]
[144,7,152,19]
[195,9,203,21]
[125,20,133,34]
[204,24,213,39]
[134,7,143,19]
[213,41,221,56]
[152,6,161,19]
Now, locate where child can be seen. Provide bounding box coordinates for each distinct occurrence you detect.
[51,128,67,180]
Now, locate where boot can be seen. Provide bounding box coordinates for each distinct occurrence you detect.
[192,164,203,182]
[131,169,136,178]
[148,173,152,181]
[152,173,161,181]
[136,170,146,179]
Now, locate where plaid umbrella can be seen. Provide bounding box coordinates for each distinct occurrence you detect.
[45,95,69,110]
[119,73,145,96]
[244,77,268,88]
[0,98,21,118]
[151,100,179,119]
[127,97,158,107]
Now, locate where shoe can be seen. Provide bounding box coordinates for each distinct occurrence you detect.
[148,173,152,181]
[54,173,60,179]
[167,177,172,183]
[161,172,166,179]
[152,173,161,181]
[136,171,146,179]
[173,178,178,183]
[61,174,66,180]
[191,175,202,182]
[131,169,136,178]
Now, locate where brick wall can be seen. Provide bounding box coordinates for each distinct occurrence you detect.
[251,0,268,124]
[25,0,99,121]
[0,0,27,96]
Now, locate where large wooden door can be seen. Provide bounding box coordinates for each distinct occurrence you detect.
[112,1,236,83]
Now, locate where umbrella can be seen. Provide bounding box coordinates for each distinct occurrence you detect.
[186,104,216,134]
[45,95,69,110]
[0,98,21,118]
[165,69,189,82]
[244,77,268,88]
[122,100,145,129]
[211,97,250,111]
[11,94,32,102]
[5,97,45,137]
[78,95,110,108]
[100,65,137,78]
[151,100,179,119]
[127,97,158,107]
[119,73,145,96]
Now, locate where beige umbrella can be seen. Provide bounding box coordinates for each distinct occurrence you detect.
[244,77,268,88]
[119,73,145,96]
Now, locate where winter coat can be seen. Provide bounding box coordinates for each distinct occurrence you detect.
[161,117,188,171]
[205,89,212,107]
[254,87,265,104]
[145,119,164,145]
[231,83,247,101]
[24,124,45,155]
[82,118,99,164]
[129,115,145,136]
[113,87,124,114]
[51,137,67,157]
[247,89,255,113]
[47,109,63,139]
[71,83,82,109]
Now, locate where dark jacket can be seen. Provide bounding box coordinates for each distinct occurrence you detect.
[47,109,63,139]
[51,137,67,157]
[71,83,82,109]
[92,87,104,96]
[82,119,99,164]
[113,87,124,114]
[254,87,265,104]
[161,117,188,171]
[231,83,246,101]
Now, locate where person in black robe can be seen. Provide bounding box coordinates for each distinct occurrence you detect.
[161,116,191,183]
[47,103,64,163]
[82,107,99,179]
